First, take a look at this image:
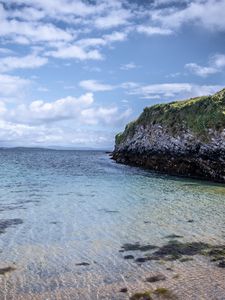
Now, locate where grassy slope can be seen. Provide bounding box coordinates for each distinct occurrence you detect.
[116,88,225,145]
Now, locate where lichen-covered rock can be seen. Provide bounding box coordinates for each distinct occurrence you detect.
[113,88,225,183]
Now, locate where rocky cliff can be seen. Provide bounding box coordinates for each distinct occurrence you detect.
[113,88,225,183]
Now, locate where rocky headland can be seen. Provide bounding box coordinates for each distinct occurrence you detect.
[113,88,225,183]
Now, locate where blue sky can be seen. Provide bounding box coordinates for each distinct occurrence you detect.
[0,0,225,149]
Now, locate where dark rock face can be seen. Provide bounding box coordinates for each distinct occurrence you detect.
[113,147,225,182]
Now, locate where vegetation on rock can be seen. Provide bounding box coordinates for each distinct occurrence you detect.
[116,88,225,145]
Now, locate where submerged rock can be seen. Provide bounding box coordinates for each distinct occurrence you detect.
[130,288,177,300]
[146,274,166,283]
[0,219,23,234]
[164,234,184,239]
[113,88,225,183]
[130,291,152,300]
[154,287,177,299]
[120,240,225,268]
[124,255,135,260]
[121,242,158,252]
[218,261,225,268]
[136,257,148,263]
[76,262,90,266]
[120,287,128,293]
[0,266,16,275]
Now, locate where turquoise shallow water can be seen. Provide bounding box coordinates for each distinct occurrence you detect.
[0,149,225,299]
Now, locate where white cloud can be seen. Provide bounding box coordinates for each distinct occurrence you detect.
[47,30,128,61]
[79,80,115,92]
[5,0,104,20]
[81,106,131,125]
[185,54,225,77]
[77,38,106,48]
[46,45,103,60]
[0,89,131,147]
[0,74,30,96]
[185,63,217,77]
[0,101,7,115]
[0,119,116,148]
[136,25,173,35]
[104,31,128,43]
[151,0,225,32]
[122,81,223,99]
[132,83,193,98]
[0,48,14,55]
[76,31,128,49]
[9,6,46,21]
[37,86,49,92]
[0,19,73,44]
[4,92,131,129]
[10,93,94,124]
[120,62,139,70]
[213,54,225,68]
[94,9,131,29]
[0,54,48,72]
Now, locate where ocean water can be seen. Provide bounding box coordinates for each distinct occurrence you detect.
[0,148,225,300]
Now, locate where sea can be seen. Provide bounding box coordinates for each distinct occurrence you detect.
[0,148,225,300]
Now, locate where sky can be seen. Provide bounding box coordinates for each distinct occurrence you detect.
[0,0,225,149]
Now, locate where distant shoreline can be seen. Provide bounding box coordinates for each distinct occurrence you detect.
[0,146,112,152]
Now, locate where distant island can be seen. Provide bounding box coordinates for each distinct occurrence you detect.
[113,88,225,183]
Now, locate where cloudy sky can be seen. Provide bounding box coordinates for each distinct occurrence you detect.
[0,0,225,148]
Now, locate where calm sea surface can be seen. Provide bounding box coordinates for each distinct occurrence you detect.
[0,149,225,299]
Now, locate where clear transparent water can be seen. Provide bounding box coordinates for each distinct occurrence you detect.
[0,149,225,299]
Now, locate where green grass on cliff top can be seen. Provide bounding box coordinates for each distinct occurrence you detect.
[116,88,225,145]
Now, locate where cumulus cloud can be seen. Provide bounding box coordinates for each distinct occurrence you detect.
[6,0,105,20]
[3,92,131,127]
[185,63,218,77]
[0,18,73,44]
[122,82,223,99]
[0,119,116,148]
[185,54,225,77]
[120,62,139,70]
[136,25,173,35]
[0,47,14,55]
[0,1,130,50]
[94,9,131,29]
[79,80,115,92]
[104,31,128,43]
[46,45,103,60]
[151,0,225,32]
[0,87,132,147]
[213,54,225,68]
[48,30,128,60]
[0,53,48,72]
[10,93,94,124]
[0,74,30,96]
[81,106,132,125]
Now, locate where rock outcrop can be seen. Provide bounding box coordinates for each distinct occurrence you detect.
[113,88,225,183]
